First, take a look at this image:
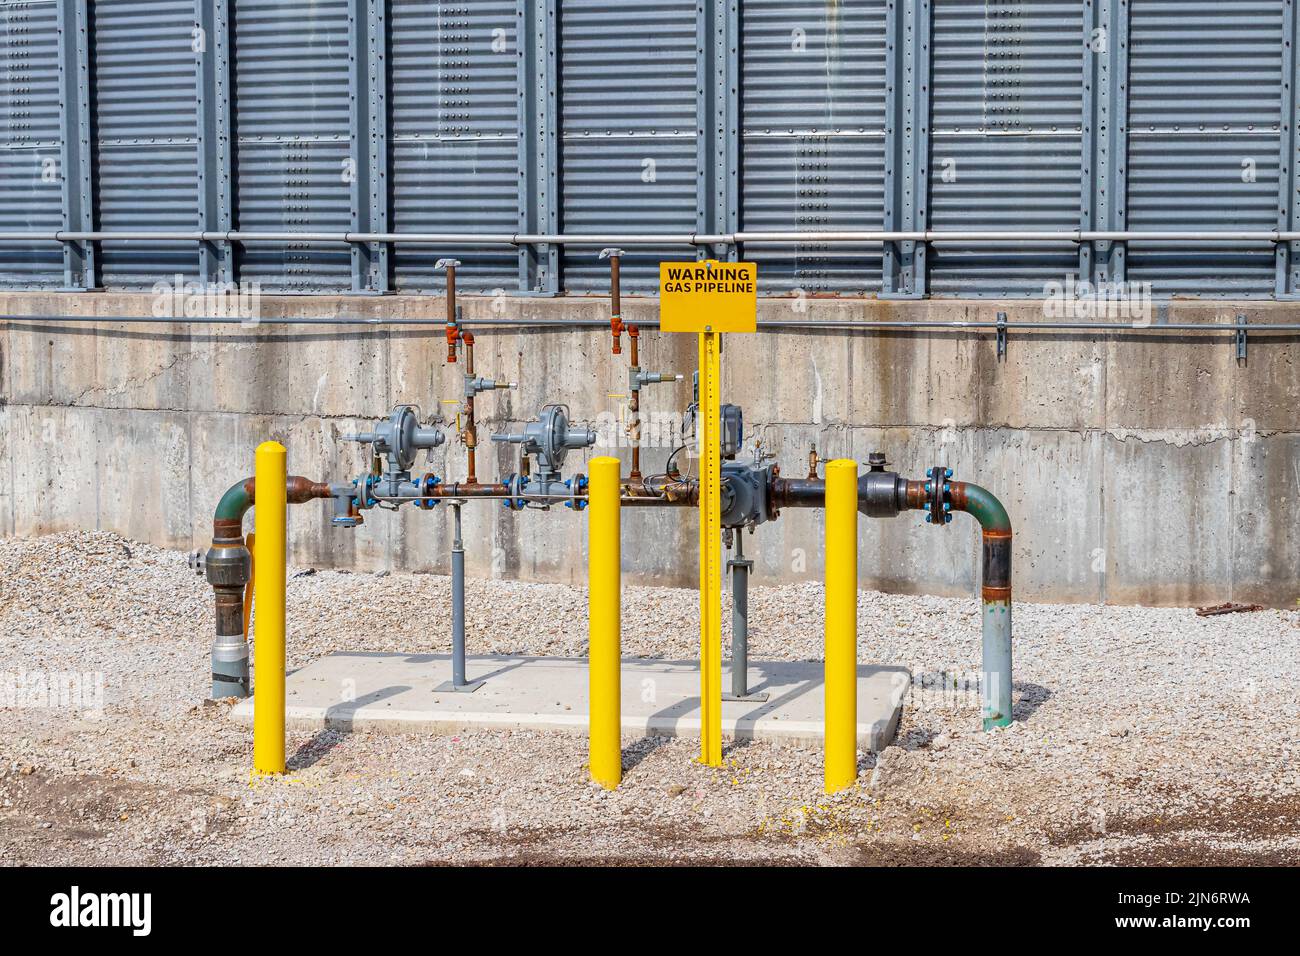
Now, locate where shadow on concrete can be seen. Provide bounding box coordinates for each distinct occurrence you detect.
[642,660,911,750]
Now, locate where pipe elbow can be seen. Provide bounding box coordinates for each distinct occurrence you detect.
[951,481,1012,537]
[949,481,1011,601]
[212,475,331,543]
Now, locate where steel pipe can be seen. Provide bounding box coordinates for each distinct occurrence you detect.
[8,313,1300,334]
[4,228,1300,245]
[202,474,332,700]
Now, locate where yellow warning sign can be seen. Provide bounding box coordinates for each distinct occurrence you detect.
[659,260,757,333]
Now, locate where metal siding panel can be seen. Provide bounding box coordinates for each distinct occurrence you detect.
[93,0,199,286]
[0,0,63,285]
[741,0,887,293]
[559,0,697,291]
[928,0,1084,295]
[233,0,351,289]
[1127,0,1283,294]
[389,0,517,292]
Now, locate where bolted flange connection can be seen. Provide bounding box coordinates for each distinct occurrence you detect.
[925,466,954,525]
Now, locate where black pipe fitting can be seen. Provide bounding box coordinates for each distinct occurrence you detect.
[857,468,908,517]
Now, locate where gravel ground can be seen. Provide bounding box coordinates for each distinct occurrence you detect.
[1,530,1298,866]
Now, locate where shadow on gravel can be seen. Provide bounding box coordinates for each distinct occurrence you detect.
[621,735,671,773]
[1012,682,1053,721]
[286,685,409,771]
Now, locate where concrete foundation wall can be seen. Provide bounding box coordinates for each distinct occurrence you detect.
[1,292,1297,607]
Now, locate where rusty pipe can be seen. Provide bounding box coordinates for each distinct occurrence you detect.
[462,330,478,483]
[608,252,623,354]
[628,325,641,481]
[444,261,460,363]
[768,468,1013,729]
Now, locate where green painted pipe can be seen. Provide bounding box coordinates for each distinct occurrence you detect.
[214,478,254,525]
[956,481,1011,535]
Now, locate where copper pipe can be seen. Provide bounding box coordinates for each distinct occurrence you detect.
[444,263,459,363]
[628,325,641,482]
[609,253,623,354]
[463,330,478,483]
[431,481,509,499]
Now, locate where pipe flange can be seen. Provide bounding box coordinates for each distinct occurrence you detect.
[925,466,953,525]
[413,473,442,509]
[564,474,589,511]
[501,473,529,511]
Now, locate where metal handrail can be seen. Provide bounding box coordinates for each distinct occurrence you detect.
[2,229,1299,245]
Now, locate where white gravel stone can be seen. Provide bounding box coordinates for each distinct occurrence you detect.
[1,530,1298,865]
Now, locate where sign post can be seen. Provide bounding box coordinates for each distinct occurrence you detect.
[659,259,756,767]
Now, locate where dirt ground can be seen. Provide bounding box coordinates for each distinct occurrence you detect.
[2,531,1298,866]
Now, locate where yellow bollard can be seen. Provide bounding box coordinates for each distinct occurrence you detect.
[587,456,622,788]
[824,458,859,794]
[697,329,723,766]
[253,441,287,775]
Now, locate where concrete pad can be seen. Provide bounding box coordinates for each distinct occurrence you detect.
[230,653,909,751]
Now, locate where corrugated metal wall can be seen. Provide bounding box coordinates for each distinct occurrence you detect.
[558,0,698,291]
[92,0,198,286]
[0,0,1296,298]
[1126,0,1284,294]
[741,0,887,294]
[0,0,63,286]
[389,0,518,292]
[233,0,352,290]
[928,0,1084,295]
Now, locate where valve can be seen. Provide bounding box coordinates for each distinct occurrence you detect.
[491,404,597,483]
[465,375,517,399]
[331,481,363,527]
[719,403,743,459]
[344,405,445,475]
[630,368,683,392]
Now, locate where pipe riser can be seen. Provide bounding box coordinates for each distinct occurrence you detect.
[981,599,1012,730]
[211,634,250,699]
[730,563,749,698]
[451,547,466,687]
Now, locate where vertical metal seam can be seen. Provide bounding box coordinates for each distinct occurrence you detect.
[696,0,740,262]
[196,0,234,285]
[912,0,931,297]
[1084,0,1129,287]
[349,0,390,293]
[1278,0,1300,296]
[883,0,930,297]
[517,0,560,293]
[370,0,390,292]
[55,0,97,289]
[348,0,364,291]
